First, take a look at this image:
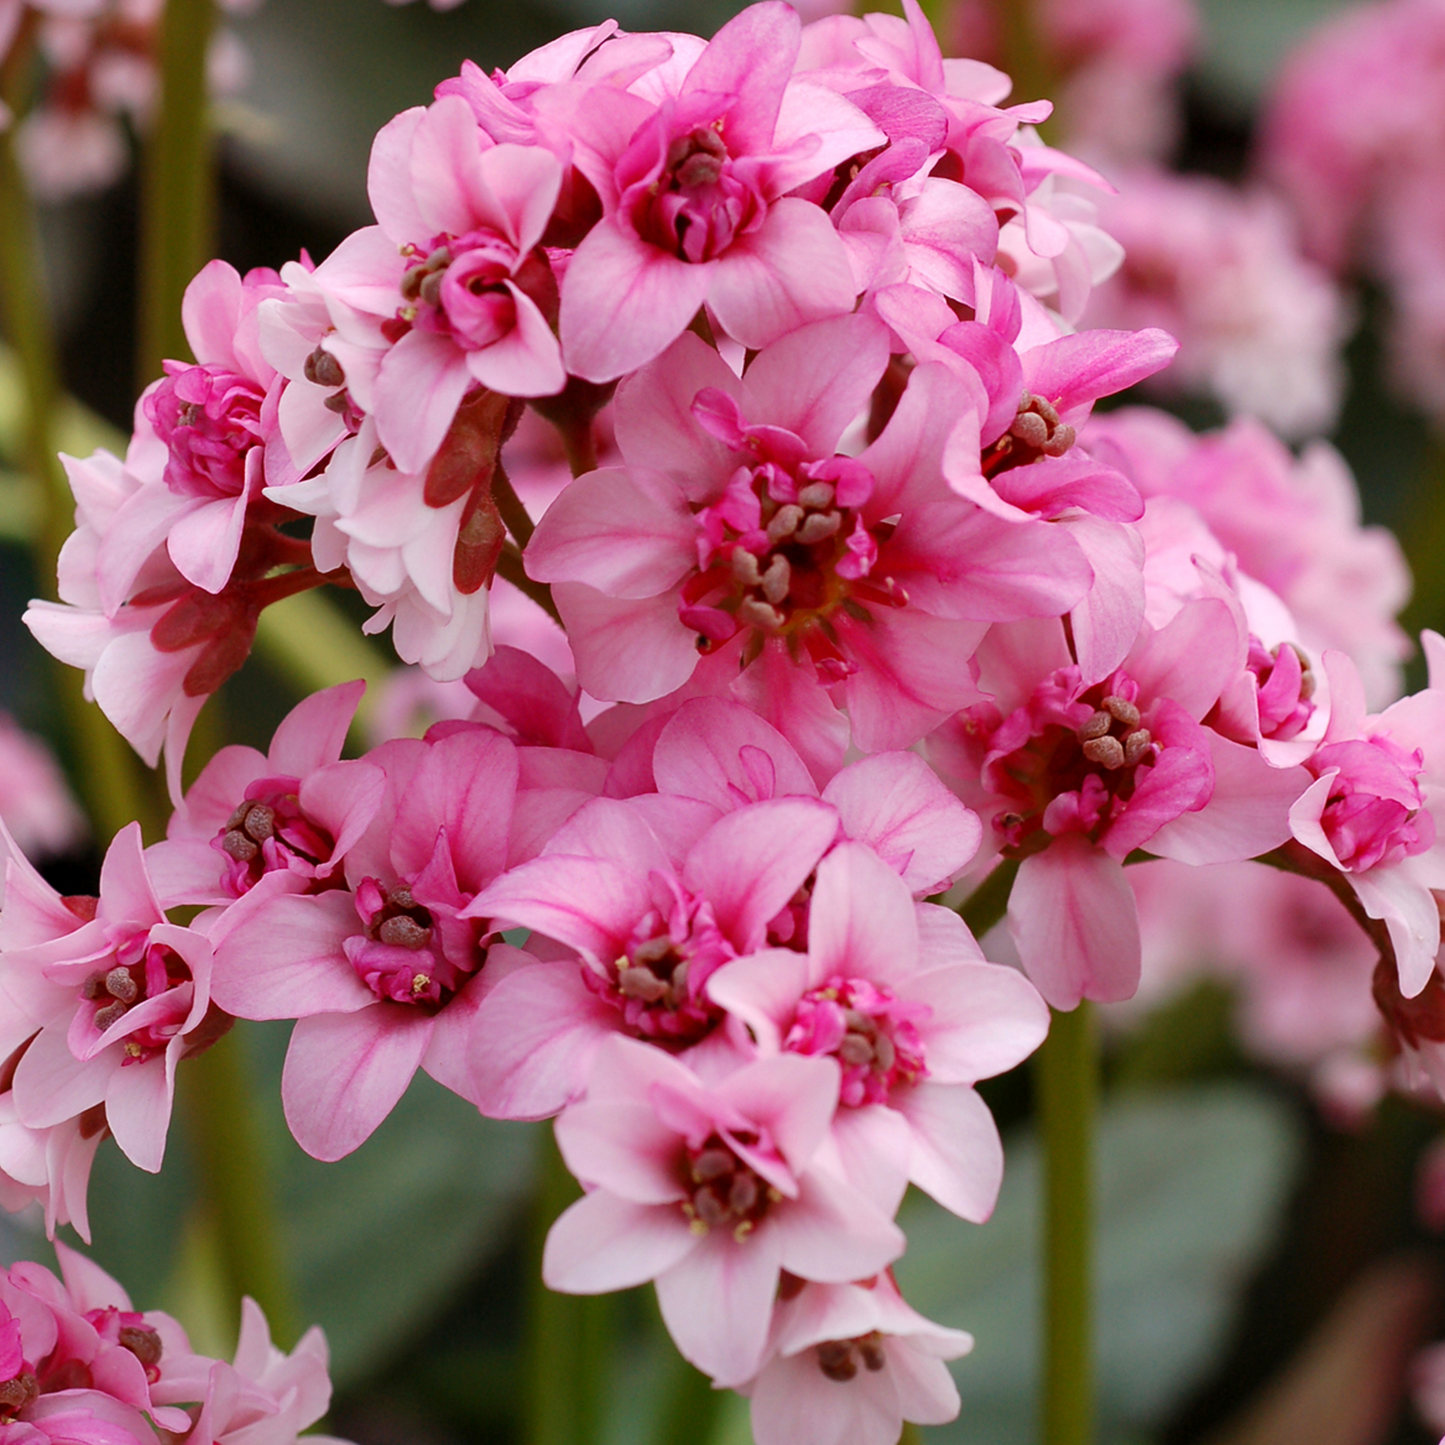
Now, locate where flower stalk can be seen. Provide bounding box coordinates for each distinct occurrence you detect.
[1036,1001,1096,1445]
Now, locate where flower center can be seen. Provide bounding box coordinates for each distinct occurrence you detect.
[636,123,755,263]
[680,1132,779,1241]
[981,392,1076,478]
[81,941,191,1062]
[213,776,334,896]
[144,361,266,500]
[785,977,929,1106]
[1310,736,1433,872]
[981,674,1160,854]
[348,878,485,1009]
[815,1332,887,1382]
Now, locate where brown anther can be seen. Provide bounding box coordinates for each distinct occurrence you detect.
[242,803,275,842]
[631,935,676,967]
[670,959,691,997]
[1033,396,1060,427]
[220,830,260,863]
[389,886,417,911]
[837,1033,874,1067]
[425,245,452,270]
[691,1148,735,1183]
[378,915,431,949]
[816,1341,858,1382]
[123,1040,144,1059]
[1042,424,1075,457]
[1283,642,1316,700]
[303,347,345,389]
[857,1334,887,1372]
[1079,710,1112,741]
[1081,735,1126,771]
[82,972,109,1001]
[1009,410,1050,449]
[796,481,835,510]
[419,270,445,309]
[731,550,762,586]
[739,598,785,630]
[693,1188,729,1228]
[675,152,724,188]
[1122,729,1153,767]
[1101,695,1140,728]
[323,391,353,414]
[105,967,138,1003]
[873,1033,896,1072]
[795,511,841,546]
[618,966,671,1003]
[767,504,804,542]
[93,1000,128,1032]
[118,1325,163,1370]
[0,1371,38,1414]
[400,267,425,303]
[727,1172,759,1214]
[760,556,791,605]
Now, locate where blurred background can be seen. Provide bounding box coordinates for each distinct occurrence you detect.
[4,0,1445,1441]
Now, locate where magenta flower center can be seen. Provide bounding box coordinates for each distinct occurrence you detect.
[785,976,929,1106]
[632,123,760,264]
[81,939,191,1063]
[981,673,1161,854]
[212,776,334,897]
[1309,736,1434,872]
[349,878,483,1009]
[1244,636,1315,741]
[684,438,901,679]
[981,392,1077,478]
[587,889,729,1048]
[815,1332,888,1382]
[144,361,265,500]
[680,1131,778,1240]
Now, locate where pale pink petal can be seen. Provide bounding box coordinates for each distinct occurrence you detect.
[906,962,1049,1081]
[808,841,918,981]
[543,1190,697,1293]
[281,1006,432,1160]
[555,1099,687,1203]
[463,286,567,398]
[11,1024,110,1128]
[1061,514,1146,685]
[653,698,816,810]
[897,1081,1004,1221]
[1008,839,1140,1009]
[373,329,474,474]
[553,582,698,703]
[103,1056,172,1173]
[269,680,366,776]
[770,1167,905,1281]
[704,947,814,1051]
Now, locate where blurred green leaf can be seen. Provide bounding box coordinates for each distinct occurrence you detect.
[898,1084,1304,1445]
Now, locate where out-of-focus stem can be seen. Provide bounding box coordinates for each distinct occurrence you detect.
[958,856,1020,939]
[1036,1001,1096,1445]
[654,1355,725,1445]
[493,462,535,549]
[137,0,215,386]
[0,34,150,841]
[525,1133,612,1445]
[1397,433,1445,646]
[183,1029,299,1346]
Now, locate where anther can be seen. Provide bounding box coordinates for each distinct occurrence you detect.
[691,1148,734,1183]
[1101,695,1140,728]
[796,481,835,510]
[1033,396,1061,427]
[795,511,841,545]
[0,1372,38,1414]
[82,972,109,1000]
[118,1325,163,1370]
[760,556,791,605]
[220,830,259,863]
[379,915,431,949]
[837,1033,874,1067]
[1079,710,1112,741]
[93,1001,128,1032]
[731,550,762,586]
[1123,729,1153,767]
[858,1335,887,1372]
[105,967,138,1003]
[817,1341,858,1382]
[738,598,785,630]
[619,966,671,1003]
[1082,735,1126,770]
[727,1172,758,1214]
[1009,411,1049,449]
[694,1189,729,1227]
[419,271,445,309]
[1042,424,1075,456]
[243,803,275,842]
[631,935,675,967]
[303,347,345,389]
[873,1033,896,1072]
[766,505,804,542]
[323,392,353,414]
[411,973,431,996]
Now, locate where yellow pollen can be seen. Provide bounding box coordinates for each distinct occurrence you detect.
[733,1220,754,1242]
[411,973,431,995]
[690,1219,709,1236]
[123,1041,143,1058]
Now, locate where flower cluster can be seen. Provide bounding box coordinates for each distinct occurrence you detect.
[0,1245,333,1445]
[12,1,1445,1440]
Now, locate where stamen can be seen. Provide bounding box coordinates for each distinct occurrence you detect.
[1081,735,1126,770]
[796,481,835,509]
[1123,729,1153,766]
[759,556,790,604]
[794,511,841,545]
[379,915,431,949]
[766,505,804,542]
[1101,695,1140,727]
[1079,710,1112,741]
[105,967,138,1003]
[302,347,345,389]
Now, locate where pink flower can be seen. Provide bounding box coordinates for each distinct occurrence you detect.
[311,95,567,472]
[145,682,384,908]
[209,725,536,1159]
[0,715,85,861]
[1290,646,1445,998]
[543,1036,905,1386]
[556,1,883,380]
[708,842,1048,1220]
[527,313,1091,762]
[464,791,839,1120]
[0,824,228,1177]
[743,1275,973,1445]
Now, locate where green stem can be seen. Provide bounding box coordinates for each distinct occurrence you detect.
[0,35,151,842]
[958,856,1019,938]
[182,1030,299,1346]
[525,1133,612,1445]
[1397,434,1445,645]
[1035,1002,1096,1445]
[137,0,215,386]
[653,1354,725,1445]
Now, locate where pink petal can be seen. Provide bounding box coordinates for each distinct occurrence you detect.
[464,285,567,398]
[269,680,367,777]
[1008,840,1140,1009]
[653,698,816,810]
[555,1098,688,1203]
[1062,514,1146,685]
[373,329,473,474]
[552,582,698,703]
[11,1024,110,1128]
[906,962,1049,1083]
[281,1006,432,1160]
[543,1189,697,1293]
[770,1166,905,1281]
[104,1054,173,1173]
[808,841,919,982]
[704,947,814,1051]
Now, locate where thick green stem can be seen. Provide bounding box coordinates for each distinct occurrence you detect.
[0,38,152,841]
[182,1030,299,1346]
[137,0,215,385]
[958,856,1019,939]
[525,1134,612,1445]
[1035,1002,1096,1445]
